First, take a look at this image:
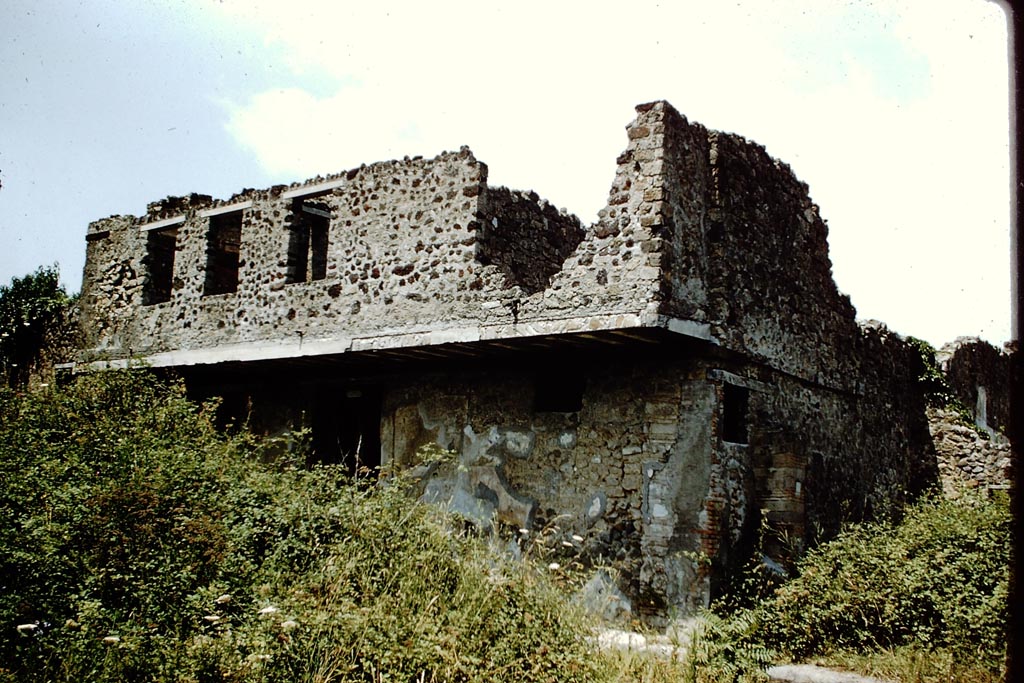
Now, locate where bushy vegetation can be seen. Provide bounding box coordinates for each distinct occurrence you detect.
[751,492,1009,671]
[708,491,1010,681]
[1,369,1009,682]
[0,266,73,388]
[0,372,600,682]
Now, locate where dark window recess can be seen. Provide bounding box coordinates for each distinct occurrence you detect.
[286,201,330,283]
[142,227,177,305]
[535,372,585,413]
[722,383,750,444]
[310,386,382,476]
[204,211,243,295]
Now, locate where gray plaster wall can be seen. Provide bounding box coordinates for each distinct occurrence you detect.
[377,355,720,618]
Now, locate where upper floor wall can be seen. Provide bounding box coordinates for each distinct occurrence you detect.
[79,148,655,367]
[78,102,866,390]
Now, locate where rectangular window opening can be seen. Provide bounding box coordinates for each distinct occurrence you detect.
[143,227,178,305]
[722,383,750,444]
[286,200,330,283]
[534,372,585,413]
[204,211,243,296]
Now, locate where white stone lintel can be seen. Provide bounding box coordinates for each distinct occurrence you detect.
[140,215,185,231]
[199,201,254,218]
[281,178,347,199]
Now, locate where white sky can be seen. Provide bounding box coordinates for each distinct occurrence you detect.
[0,0,1012,348]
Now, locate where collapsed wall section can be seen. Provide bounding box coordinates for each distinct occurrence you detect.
[938,337,1012,435]
[475,187,584,294]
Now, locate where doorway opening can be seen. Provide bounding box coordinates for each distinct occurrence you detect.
[310,385,382,477]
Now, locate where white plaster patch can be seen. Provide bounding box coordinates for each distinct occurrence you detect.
[559,431,577,448]
[503,429,535,458]
[651,503,669,519]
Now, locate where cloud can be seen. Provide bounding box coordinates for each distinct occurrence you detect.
[215,0,1011,344]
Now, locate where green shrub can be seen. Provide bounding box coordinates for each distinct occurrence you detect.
[0,266,72,388]
[0,371,600,682]
[751,492,1009,671]
[684,611,773,683]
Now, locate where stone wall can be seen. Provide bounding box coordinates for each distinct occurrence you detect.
[77,100,870,381]
[377,352,717,619]
[80,150,493,362]
[78,140,677,370]
[476,187,584,295]
[703,126,859,387]
[929,407,1012,495]
[938,337,1011,436]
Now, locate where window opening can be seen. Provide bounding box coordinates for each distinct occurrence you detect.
[204,211,242,295]
[143,227,178,305]
[722,383,749,444]
[286,200,330,283]
[534,371,585,413]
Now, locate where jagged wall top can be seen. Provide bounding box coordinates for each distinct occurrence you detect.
[78,102,860,390]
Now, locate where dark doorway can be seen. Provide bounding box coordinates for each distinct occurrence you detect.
[310,385,382,476]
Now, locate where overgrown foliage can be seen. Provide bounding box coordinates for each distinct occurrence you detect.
[1,370,1009,681]
[0,372,599,682]
[906,336,975,423]
[0,266,73,388]
[748,492,1009,675]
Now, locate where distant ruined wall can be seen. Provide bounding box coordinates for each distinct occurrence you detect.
[929,407,1012,494]
[939,337,1011,435]
[476,187,584,295]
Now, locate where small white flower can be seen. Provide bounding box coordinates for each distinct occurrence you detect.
[561,540,574,547]
[102,635,120,644]
[571,534,584,542]
[258,606,279,615]
[16,623,38,634]
[214,594,232,604]
[518,528,530,535]
[548,562,560,571]
[280,619,299,630]
[203,615,221,622]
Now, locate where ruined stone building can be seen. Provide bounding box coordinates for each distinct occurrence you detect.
[76,101,989,621]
